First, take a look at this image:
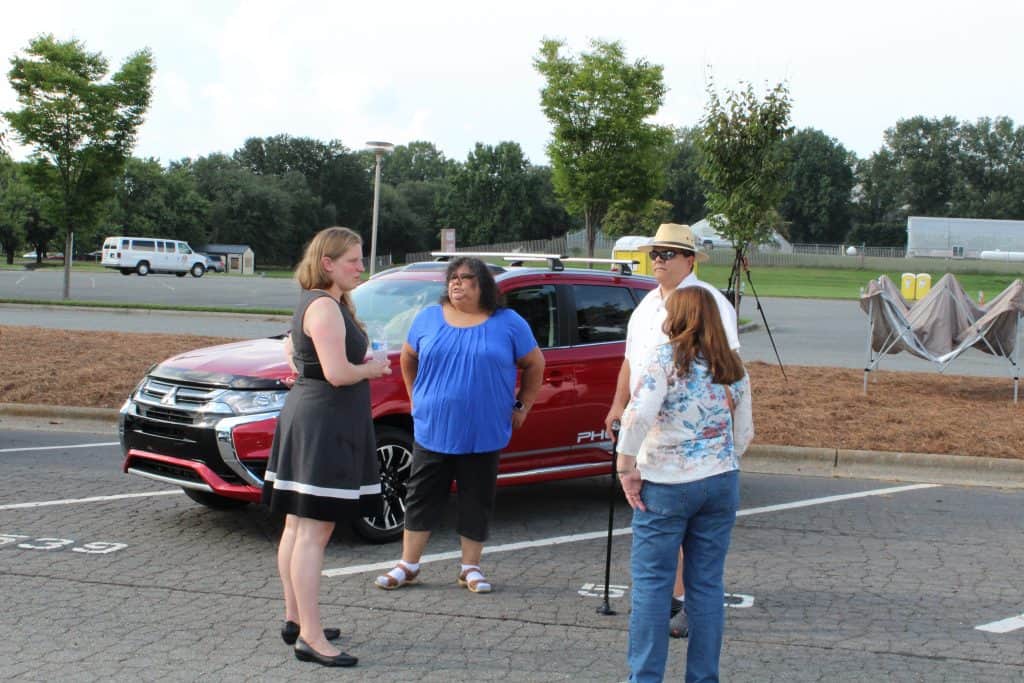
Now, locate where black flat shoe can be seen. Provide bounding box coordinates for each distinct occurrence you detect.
[280,620,341,645]
[293,637,357,667]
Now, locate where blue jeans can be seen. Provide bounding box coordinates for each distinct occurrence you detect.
[627,470,739,683]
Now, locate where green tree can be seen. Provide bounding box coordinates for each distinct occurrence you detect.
[534,39,673,255]
[850,150,904,246]
[884,115,960,217]
[778,128,855,243]
[662,127,707,224]
[954,116,1024,218]
[108,157,209,247]
[382,141,456,185]
[0,155,30,263]
[443,141,540,245]
[698,77,792,306]
[602,199,673,239]
[4,34,154,298]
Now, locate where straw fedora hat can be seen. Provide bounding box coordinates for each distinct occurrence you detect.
[639,223,709,263]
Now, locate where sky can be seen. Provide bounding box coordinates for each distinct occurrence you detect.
[2,0,1022,167]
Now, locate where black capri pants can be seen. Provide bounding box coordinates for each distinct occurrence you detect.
[403,443,501,542]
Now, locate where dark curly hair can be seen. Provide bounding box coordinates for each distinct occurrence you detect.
[439,257,502,314]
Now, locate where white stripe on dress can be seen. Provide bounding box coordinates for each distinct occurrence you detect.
[266,472,381,500]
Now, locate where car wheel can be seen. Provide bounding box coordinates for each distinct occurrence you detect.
[191,263,205,278]
[120,268,133,275]
[352,425,413,543]
[182,487,248,509]
[136,261,150,276]
[175,272,187,277]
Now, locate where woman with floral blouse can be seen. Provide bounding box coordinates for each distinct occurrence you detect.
[616,287,753,683]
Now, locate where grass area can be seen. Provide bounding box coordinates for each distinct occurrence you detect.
[694,264,1019,301]
[0,297,290,316]
[4,258,1019,307]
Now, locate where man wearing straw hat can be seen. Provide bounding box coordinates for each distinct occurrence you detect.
[604,223,740,641]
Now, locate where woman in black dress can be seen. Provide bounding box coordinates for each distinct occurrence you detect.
[262,226,390,667]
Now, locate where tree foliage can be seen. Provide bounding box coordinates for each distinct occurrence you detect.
[603,199,673,240]
[534,39,673,255]
[4,34,153,297]
[662,127,707,225]
[778,128,855,243]
[698,77,792,304]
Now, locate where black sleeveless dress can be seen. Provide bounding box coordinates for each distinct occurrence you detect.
[261,289,382,521]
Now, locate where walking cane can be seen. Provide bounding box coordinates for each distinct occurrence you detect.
[597,419,621,616]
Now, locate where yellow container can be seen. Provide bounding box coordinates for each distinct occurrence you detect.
[611,249,652,276]
[915,273,932,299]
[900,273,917,300]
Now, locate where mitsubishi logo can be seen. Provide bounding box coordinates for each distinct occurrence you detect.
[160,387,178,406]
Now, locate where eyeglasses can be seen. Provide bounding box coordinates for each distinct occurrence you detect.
[649,249,695,262]
[649,249,682,261]
[448,272,477,283]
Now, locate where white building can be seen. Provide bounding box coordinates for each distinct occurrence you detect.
[905,216,1024,258]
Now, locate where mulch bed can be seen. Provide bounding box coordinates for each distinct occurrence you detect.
[2,326,1020,459]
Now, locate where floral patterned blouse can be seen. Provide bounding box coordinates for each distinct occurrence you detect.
[618,343,752,484]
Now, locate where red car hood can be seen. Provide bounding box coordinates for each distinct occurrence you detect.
[151,337,292,389]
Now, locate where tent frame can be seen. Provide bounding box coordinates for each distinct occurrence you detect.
[863,293,1021,404]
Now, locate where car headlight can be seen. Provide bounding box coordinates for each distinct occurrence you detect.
[210,390,289,416]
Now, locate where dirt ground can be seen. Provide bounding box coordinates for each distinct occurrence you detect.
[1,325,1021,459]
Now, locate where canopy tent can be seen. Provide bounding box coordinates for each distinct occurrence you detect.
[860,274,1024,402]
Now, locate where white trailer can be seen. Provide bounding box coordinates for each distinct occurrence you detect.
[905,216,1024,258]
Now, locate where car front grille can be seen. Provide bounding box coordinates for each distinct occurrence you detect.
[134,378,225,425]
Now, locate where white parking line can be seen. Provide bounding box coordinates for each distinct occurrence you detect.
[0,490,182,511]
[976,614,1024,634]
[0,442,120,454]
[322,483,939,578]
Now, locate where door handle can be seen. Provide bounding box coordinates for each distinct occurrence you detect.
[545,371,566,387]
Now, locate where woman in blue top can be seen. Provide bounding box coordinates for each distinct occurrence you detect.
[374,257,544,594]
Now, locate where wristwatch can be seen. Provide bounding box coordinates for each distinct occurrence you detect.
[513,399,525,412]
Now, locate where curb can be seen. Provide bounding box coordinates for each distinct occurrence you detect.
[743,444,1024,490]
[2,403,1023,489]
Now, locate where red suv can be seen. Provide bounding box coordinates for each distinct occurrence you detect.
[120,255,655,542]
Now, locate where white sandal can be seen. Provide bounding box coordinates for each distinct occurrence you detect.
[457,565,492,593]
[374,561,420,590]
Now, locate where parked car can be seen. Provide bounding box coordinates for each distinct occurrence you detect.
[201,254,225,272]
[119,254,655,542]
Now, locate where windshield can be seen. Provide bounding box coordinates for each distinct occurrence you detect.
[352,278,444,351]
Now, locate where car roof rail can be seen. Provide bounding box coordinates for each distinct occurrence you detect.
[560,257,638,276]
[431,251,565,271]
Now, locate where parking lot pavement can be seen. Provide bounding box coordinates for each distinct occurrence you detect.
[3,428,1023,681]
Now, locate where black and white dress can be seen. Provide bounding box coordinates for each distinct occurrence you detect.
[261,289,382,521]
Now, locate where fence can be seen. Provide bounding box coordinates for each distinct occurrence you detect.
[404,235,1021,274]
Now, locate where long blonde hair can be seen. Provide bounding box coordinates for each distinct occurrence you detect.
[295,226,364,327]
[663,287,744,385]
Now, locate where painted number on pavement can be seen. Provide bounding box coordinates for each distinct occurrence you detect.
[578,584,755,608]
[0,533,127,554]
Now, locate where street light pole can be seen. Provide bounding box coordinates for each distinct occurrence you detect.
[366,140,394,276]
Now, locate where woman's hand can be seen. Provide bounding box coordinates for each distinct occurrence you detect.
[364,359,392,379]
[619,469,645,511]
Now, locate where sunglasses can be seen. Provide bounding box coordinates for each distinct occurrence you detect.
[448,272,477,283]
[648,249,693,261]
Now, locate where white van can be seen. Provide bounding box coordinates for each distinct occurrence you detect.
[101,236,207,277]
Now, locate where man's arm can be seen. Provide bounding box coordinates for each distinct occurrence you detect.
[604,358,631,442]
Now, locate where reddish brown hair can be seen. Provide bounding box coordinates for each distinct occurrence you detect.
[663,288,744,384]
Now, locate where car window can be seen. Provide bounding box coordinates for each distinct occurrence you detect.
[505,285,558,349]
[573,284,635,344]
[352,278,446,351]
[179,243,192,254]
[133,240,155,251]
